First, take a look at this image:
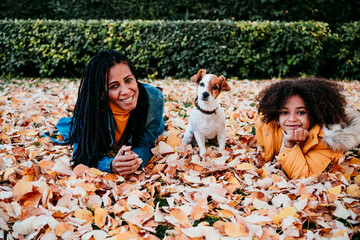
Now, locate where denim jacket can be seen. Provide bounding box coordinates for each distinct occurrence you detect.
[45,83,165,173]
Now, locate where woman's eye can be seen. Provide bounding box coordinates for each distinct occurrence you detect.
[125,78,133,83]
[199,82,205,87]
[110,84,118,89]
[212,85,218,90]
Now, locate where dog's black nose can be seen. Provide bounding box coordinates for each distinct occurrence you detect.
[202,92,210,99]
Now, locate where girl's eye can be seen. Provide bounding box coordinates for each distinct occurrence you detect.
[199,82,205,87]
[280,111,288,115]
[212,85,218,90]
[298,111,307,115]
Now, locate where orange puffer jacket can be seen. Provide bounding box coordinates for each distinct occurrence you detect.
[254,107,360,179]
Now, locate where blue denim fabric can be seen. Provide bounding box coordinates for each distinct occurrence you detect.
[44,83,165,173]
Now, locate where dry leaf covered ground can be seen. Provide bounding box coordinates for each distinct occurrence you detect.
[0,78,360,240]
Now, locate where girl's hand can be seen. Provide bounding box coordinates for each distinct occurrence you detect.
[111,145,143,176]
[284,128,309,148]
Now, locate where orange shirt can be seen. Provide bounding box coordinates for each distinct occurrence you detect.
[109,101,130,146]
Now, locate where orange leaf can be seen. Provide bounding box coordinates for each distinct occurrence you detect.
[170,209,191,228]
[152,163,166,174]
[94,208,108,228]
[347,184,360,198]
[116,231,139,240]
[55,222,74,237]
[224,222,249,238]
[236,163,255,170]
[354,175,360,184]
[74,209,93,224]
[190,205,207,220]
[350,157,360,165]
[167,132,182,147]
[13,180,33,198]
[89,168,105,176]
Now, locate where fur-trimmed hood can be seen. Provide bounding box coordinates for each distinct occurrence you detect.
[323,106,360,152]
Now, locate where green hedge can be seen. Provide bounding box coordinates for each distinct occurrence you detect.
[1,0,359,25]
[1,19,359,80]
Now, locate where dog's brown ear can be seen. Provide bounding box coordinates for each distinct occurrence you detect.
[219,76,231,91]
[190,69,206,84]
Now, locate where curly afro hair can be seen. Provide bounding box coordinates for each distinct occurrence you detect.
[256,78,347,128]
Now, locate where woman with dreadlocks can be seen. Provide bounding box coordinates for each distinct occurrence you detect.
[46,50,165,176]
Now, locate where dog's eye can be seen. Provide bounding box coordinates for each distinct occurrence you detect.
[212,86,218,90]
[199,82,205,87]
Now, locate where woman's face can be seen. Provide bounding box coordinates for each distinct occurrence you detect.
[278,94,310,133]
[107,63,139,111]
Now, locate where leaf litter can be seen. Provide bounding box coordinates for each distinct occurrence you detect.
[0,78,360,240]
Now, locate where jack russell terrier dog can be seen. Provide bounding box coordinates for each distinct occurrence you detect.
[182,69,231,156]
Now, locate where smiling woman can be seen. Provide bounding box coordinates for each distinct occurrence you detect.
[45,50,165,176]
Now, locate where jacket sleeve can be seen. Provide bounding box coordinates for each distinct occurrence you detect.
[132,85,165,166]
[254,114,265,150]
[278,142,341,179]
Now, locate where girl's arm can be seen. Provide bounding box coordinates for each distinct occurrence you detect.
[278,141,342,179]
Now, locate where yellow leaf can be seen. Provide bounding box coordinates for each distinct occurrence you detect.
[347,184,360,198]
[94,208,108,228]
[327,185,342,196]
[217,209,235,218]
[13,180,33,198]
[74,209,93,224]
[333,229,346,237]
[273,213,281,226]
[89,168,105,176]
[279,207,297,219]
[166,132,181,147]
[236,163,255,170]
[25,128,38,136]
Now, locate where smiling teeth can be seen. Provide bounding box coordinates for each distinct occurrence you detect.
[121,96,133,102]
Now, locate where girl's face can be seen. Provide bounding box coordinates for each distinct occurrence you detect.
[278,95,310,134]
[107,63,139,111]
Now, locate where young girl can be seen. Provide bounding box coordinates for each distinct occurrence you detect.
[255,78,360,179]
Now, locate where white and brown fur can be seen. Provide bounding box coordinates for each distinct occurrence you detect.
[182,69,231,156]
[323,106,360,152]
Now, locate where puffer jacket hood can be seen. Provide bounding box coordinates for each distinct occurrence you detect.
[322,106,360,152]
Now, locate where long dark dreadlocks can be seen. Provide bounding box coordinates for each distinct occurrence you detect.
[69,50,148,168]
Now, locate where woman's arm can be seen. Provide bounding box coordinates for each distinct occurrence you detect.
[132,84,165,166]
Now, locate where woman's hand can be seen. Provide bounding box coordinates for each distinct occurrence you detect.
[284,128,309,148]
[111,145,143,176]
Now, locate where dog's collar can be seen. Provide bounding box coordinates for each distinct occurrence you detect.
[194,97,217,115]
